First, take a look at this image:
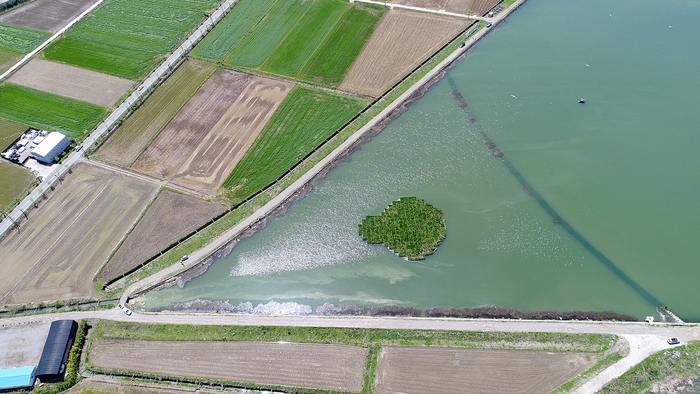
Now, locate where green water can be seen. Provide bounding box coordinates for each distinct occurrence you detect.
[143,0,700,320]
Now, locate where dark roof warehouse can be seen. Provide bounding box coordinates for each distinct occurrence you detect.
[35,320,77,382]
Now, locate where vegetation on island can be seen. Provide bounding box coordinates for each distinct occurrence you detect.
[359,197,446,260]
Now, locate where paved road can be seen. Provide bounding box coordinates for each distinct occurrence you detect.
[0,0,237,236]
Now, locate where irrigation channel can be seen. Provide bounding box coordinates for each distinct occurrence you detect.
[445,75,662,309]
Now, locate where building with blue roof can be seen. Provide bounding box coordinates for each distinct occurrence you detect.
[0,366,35,392]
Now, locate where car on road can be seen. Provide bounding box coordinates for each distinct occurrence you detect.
[74,145,83,152]
[181,255,189,262]
[486,21,493,28]
[667,337,680,345]
[118,304,132,316]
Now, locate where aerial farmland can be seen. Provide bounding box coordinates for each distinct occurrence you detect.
[2,0,483,304]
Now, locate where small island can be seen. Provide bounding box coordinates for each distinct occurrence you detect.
[358,197,446,261]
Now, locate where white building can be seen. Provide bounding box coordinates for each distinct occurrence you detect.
[31,132,70,164]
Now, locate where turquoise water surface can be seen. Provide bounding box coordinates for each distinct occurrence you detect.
[143,0,700,321]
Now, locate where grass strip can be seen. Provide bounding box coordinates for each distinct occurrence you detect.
[0,22,50,54]
[264,0,348,77]
[43,0,220,79]
[192,0,277,61]
[599,340,700,393]
[223,86,367,203]
[0,84,106,140]
[0,117,28,151]
[226,0,312,68]
[299,4,384,86]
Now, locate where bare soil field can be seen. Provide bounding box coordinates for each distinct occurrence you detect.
[469,0,501,15]
[98,190,225,283]
[392,0,473,14]
[0,49,20,75]
[133,70,292,195]
[93,59,217,167]
[374,346,595,394]
[0,321,51,369]
[341,10,468,97]
[0,162,158,305]
[8,58,133,107]
[0,0,98,33]
[67,379,231,394]
[89,339,367,392]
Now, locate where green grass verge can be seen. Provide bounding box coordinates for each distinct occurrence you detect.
[0,117,28,151]
[0,159,35,210]
[43,0,219,80]
[104,22,478,297]
[223,86,367,203]
[599,340,700,393]
[299,4,384,86]
[0,84,106,139]
[192,0,277,61]
[226,0,312,68]
[0,22,50,54]
[95,320,615,352]
[359,197,446,261]
[264,0,348,77]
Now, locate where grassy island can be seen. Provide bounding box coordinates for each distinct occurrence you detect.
[359,197,446,260]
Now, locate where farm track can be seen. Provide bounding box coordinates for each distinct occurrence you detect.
[0,162,158,305]
[340,9,469,97]
[8,58,133,107]
[374,346,595,394]
[99,190,226,284]
[89,339,367,393]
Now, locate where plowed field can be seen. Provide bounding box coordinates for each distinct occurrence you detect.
[133,70,292,195]
[340,9,468,97]
[0,162,158,305]
[374,347,595,394]
[89,339,367,393]
[93,59,216,167]
[99,190,225,283]
[0,0,98,33]
[392,0,473,14]
[469,0,501,15]
[8,58,133,107]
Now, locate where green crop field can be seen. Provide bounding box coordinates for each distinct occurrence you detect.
[223,86,366,203]
[226,0,312,69]
[300,5,383,85]
[193,0,277,61]
[0,84,106,139]
[264,0,348,77]
[0,159,34,210]
[42,0,220,80]
[0,23,50,54]
[0,118,28,151]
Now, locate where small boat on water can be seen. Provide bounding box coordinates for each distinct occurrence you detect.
[578,98,586,103]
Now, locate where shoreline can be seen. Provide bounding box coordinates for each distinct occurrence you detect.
[121,0,529,306]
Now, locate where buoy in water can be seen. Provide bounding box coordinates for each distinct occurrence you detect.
[553,217,560,225]
[486,141,496,149]
[493,149,503,158]
[578,98,586,103]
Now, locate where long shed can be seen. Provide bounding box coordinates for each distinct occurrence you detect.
[35,320,77,382]
[0,366,35,392]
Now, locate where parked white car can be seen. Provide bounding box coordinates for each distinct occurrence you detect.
[118,304,133,316]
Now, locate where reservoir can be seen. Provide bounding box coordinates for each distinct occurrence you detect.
[142,0,700,321]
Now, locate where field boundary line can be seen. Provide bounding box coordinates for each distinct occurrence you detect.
[351,0,488,21]
[0,0,105,82]
[118,0,528,306]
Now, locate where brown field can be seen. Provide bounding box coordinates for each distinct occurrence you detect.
[341,10,468,97]
[0,162,158,305]
[0,0,98,33]
[93,60,217,167]
[98,190,225,283]
[0,49,21,75]
[469,0,502,15]
[374,346,595,394]
[133,70,292,195]
[392,0,473,14]
[8,58,133,107]
[89,339,367,392]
